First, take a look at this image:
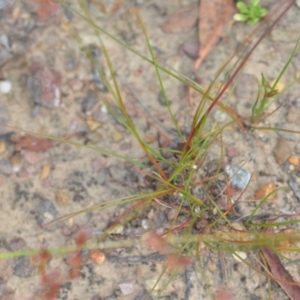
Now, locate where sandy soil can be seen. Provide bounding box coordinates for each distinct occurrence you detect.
[1,0,300,299]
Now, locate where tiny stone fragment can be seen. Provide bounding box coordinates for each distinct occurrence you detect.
[86,117,102,131]
[232,251,247,263]
[0,159,13,175]
[9,237,25,251]
[0,101,8,133]
[118,282,134,295]
[10,155,22,173]
[255,182,276,200]
[81,90,97,113]
[179,40,199,59]
[89,249,105,265]
[24,151,41,165]
[0,81,12,94]
[289,179,300,202]
[0,141,6,155]
[270,79,285,93]
[27,67,61,109]
[289,156,299,166]
[35,198,59,230]
[13,257,34,278]
[56,190,70,205]
[112,131,123,143]
[40,165,51,180]
[92,105,109,123]
[225,165,251,190]
[273,138,292,165]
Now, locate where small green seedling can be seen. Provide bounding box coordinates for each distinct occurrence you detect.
[234,0,268,25]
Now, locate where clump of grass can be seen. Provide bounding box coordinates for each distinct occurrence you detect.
[2,0,300,299]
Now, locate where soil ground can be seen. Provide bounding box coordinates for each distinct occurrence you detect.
[1,0,300,299]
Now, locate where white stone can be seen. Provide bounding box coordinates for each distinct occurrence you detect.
[118,282,134,295]
[233,251,247,263]
[0,80,12,94]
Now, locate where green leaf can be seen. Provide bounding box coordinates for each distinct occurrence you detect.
[260,8,268,17]
[248,18,259,24]
[233,13,249,22]
[251,0,260,6]
[236,2,249,13]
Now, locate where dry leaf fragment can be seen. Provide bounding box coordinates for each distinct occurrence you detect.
[255,182,276,200]
[10,134,55,152]
[261,247,300,300]
[162,5,198,33]
[194,0,236,70]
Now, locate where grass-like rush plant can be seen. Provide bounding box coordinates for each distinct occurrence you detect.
[1,0,300,299]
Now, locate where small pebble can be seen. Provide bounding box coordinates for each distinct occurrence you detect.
[270,79,285,93]
[89,249,105,265]
[207,264,216,272]
[0,159,13,175]
[112,131,123,142]
[81,90,97,113]
[86,132,103,144]
[125,101,137,117]
[0,81,12,94]
[141,219,151,230]
[232,251,247,263]
[10,155,22,172]
[273,138,292,165]
[213,110,228,123]
[226,146,239,158]
[27,67,61,109]
[93,107,109,123]
[56,189,70,205]
[0,101,8,132]
[0,173,6,186]
[119,141,132,150]
[118,282,134,295]
[9,237,25,251]
[91,156,106,172]
[40,165,51,180]
[179,40,199,59]
[288,179,300,202]
[86,117,101,131]
[24,151,41,165]
[144,133,156,144]
[13,257,34,278]
[255,182,276,200]
[288,156,299,166]
[225,165,251,190]
[0,141,6,155]
[167,208,178,221]
[35,198,59,230]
